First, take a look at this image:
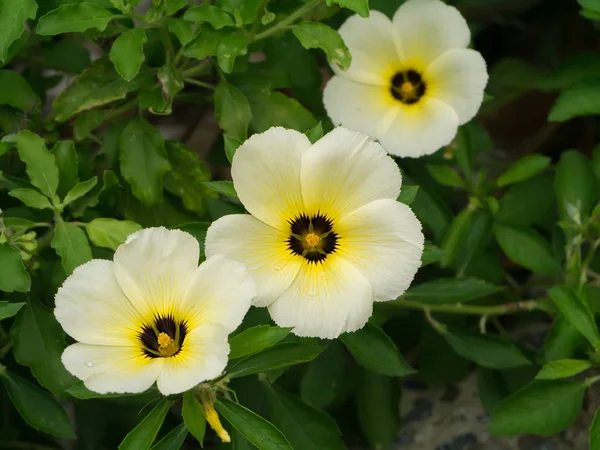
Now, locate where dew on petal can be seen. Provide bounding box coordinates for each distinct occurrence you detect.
[86,361,93,367]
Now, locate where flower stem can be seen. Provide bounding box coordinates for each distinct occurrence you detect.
[385,298,542,316]
[184,78,215,90]
[252,0,323,42]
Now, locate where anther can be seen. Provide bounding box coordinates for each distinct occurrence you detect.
[305,232,320,248]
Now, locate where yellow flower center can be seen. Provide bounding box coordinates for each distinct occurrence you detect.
[305,232,321,248]
[400,81,415,97]
[157,332,178,357]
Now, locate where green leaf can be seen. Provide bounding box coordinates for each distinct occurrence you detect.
[119,399,172,450]
[37,3,114,35]
[3,217,35,231]
[110,28,147,82]
[224,135,243,163]
[497,154,552,187]
[51,221,92,276]
[544,315,585,362]
[300,341,347,409]
[426,164,465,188]
[0,0,37,63]
[163,141,213,215]
[356,370,399,450]
[183,26,225,60]
[591,407,600,450]
[217,34,248,74]
[11,297,76,395]
[0,301,25,321]
[555,149,598,220]
[0,371,75,438]
[305,122,323,144]
[150,424,188,450]
[548,77,600,121]
[74,110,106,141]
[167,18,196,45]
[404,277,502,305]
[0,70,40,112]
[229,326,292,359]
[489,380,586,436]
[264,384,346,450]
[292,22,351,70]
[0,245,30,292]
[494,223,562,277]
[45,38,91,74]
[8,188,53,210]
[120,118,171,206]
[397,185,419,205]
[441,329,531,369]
[86,218,142,250]
[14,130,59,199]
[215,397,293,450]
[496,173,556,228]
[63,177,98,206]
[228,343,324,379]
[340,322,415,377]
[421,241,446,266]
[536,359,592,380]
[109,0,131,14]
[182,391,206,446]
[440,207,474,267]
[184,5,234,29]
[203,181,239,200]
[151,63,184,115]
[241,85,317,133]
[548,286,600,350]
[327,0,369,16]
[214,82,251,141]
[52,58,150,123]
[52,141,79,198]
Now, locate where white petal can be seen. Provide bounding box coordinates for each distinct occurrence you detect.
[180,256,254,333]
[269,255,373,339]
[62,343,162,394]
[205,214,302,307]
[335,11,400,85]
[378,97,459,158]
[231,127,311,229]
[55,260,141,346]
[425,48,488,124]
[337,199,424,302]
[301,127,402,220]
[157,324,229,395]
[393,0,471,65]
[113,227,199,320]
[323,76,398,141]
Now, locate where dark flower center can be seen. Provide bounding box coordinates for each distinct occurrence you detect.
[390,70,426,104]
[287,213,339,263]
[139,315,188,359]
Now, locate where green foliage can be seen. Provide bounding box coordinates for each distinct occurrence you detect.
[119,399,173,450]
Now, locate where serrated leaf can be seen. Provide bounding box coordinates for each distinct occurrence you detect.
[497,154,551,187]
[184,5,235,29]
[183,26,225,60]
[63,177,98,206]
[8,188,53,210]
[292,22,351,70]
[0,301,25,321]
[404,277,502,304]
[167,18,196,45]
[86,218,141,250]
[0,245,30,292]
[0,0,37,63]
[340,322,415,377]
[536,359,592,380]
[51,222,92,276]
[214,82,251,141]
[14,130,59,199]
[0,371,75,438]
[217,34,248,74]
[229,326,292,359]
[38,3,114,35]
[110,28,147,82]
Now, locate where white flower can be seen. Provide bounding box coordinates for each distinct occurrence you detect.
[205,127,424,339]
[323,0,488,158]
[54,227,255,396]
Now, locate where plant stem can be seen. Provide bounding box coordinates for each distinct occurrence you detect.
[184,78,215,90]
[180,63,211,79]
[252,0,323,41]
[386,298,542,316]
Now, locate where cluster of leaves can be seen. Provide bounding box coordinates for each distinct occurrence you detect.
[3,0,600,449]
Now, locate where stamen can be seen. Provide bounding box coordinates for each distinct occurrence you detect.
[157,332,178,357]
[400,82,415,97]
[305,232,320,248]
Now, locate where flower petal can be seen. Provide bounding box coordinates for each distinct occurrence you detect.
[180,256,254,333]
[323,76,398,142]
[157,324,229,395]
[113,227,199,320]
[335,10,400,85]
[205,214,302,307]
[55,259,141,346]
[378,97,459,158]
[301,127,402,220]
[425,48,488,124]
[231,127,311,229]
[62,343,162,394]
[268,255,373,339]
[337,199,424,302]
[393,0,471,65]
